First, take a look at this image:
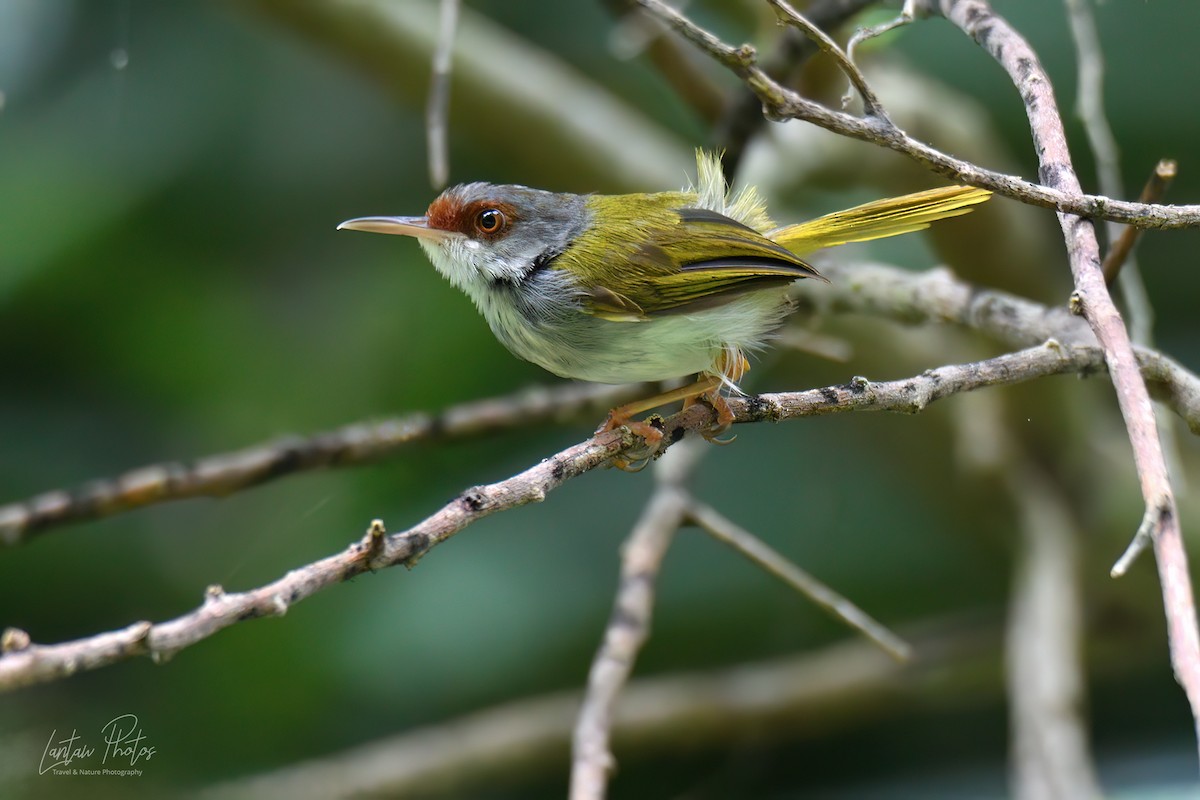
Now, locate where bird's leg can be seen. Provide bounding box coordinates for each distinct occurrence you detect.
[597,377,722,442]
[597,351,749,469]
[597,376,723,470]
[683,349,749,442]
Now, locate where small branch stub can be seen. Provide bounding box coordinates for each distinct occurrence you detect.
[1111,496,1171,578]
[363,518,388,566]
[2,627,31,653]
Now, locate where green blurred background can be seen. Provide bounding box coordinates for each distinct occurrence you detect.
[1,0,1198,797]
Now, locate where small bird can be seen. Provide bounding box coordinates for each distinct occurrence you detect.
[340,151,989,465]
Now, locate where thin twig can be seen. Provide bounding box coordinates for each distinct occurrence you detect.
[1110,498,1172,579]
[687,501,911,661]
[426,0,460,189]
[633,0,1200,229]
[766,0,889,119]
[0,380,664,546]
[717,0,878,175]
[1101,160,1178,285]
[846,0,918,68]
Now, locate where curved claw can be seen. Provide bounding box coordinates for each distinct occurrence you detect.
[611,455,651,473]
[598,414,664,472]
[703,430,738,446]
[611,432,659,471]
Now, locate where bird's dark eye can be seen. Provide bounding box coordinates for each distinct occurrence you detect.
[475,208,506,235]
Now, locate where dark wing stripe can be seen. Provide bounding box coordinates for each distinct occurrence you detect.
[675,207,760,231]
[680,255,824,280]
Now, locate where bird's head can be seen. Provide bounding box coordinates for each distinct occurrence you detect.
[339,183,589,293]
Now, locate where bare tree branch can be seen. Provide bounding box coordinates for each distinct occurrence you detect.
[718,0,879,175]
[921,0,1199,757]
[0,431,635,692]
[766,0,890,119]
[687,501,910,661]
[633,0,1200,229]
[846,0,917,65]
[0,380,663,546]
[1100,160,1178,286]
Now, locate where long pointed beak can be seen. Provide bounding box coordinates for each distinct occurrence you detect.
[336,215,462,242]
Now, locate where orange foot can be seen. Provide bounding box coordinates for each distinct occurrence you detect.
[596,410,664,472]
[683,389,737,444]
[595,351,749,469]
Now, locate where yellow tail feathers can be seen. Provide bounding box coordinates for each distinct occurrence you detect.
[768,185,992,255]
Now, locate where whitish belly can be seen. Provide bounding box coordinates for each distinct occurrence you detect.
[487,291,792,384]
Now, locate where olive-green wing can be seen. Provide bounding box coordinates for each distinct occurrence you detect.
[581,206,824,321]
[769,185,991,255]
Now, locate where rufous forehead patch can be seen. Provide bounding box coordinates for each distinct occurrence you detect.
[425,194,463,233]
[427,192,518,239]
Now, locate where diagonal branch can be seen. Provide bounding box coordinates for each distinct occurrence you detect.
[0,431,635,692]
[921,0,1198,758]
[717,0,879,174]
[687,501,910,661]
[633,0,1200,229]
[1100,160,1177,286]
[0,380,663,547]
